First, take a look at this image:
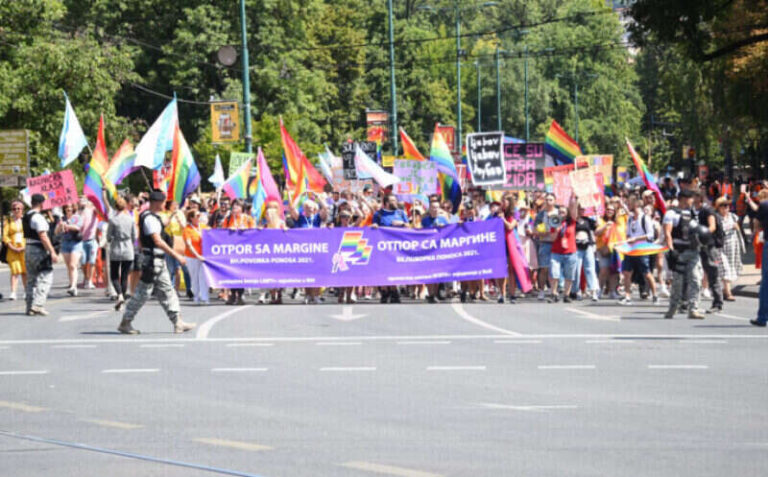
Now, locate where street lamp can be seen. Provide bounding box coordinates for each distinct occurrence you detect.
[556,71,598,145]
[476,61,481,132]
[386,0,398,156]
[239,0,252,153]
[495,44,507,131]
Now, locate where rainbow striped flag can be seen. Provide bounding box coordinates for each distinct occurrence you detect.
[167,124,200,205]
[105,139,137,186]
[280,118,326,193]
[545,120,581,165]
[221,158,253,200]
[429,124,461,212]
[627,138,666,215]
[399,127,426,161]
[257,147,284,218]
[83,115,112,218]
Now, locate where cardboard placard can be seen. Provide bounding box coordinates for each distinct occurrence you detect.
[503,142,546,190]
[341,142,357,180]
[393,159,438,196]
[575,155,613,185]
[26,170,78,210]
[544,164,574,206]
[466,132,505,187]
[570,166,605,216]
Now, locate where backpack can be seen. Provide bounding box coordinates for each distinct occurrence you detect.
[713,213,725,248]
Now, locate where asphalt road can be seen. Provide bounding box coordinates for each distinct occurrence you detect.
[1,269,767,477]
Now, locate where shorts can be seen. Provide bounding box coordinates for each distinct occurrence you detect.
[60,240,83,255]
[81,239,98,265]
[537,242,553,269]
[550,253,578,281]
[621,255,650,274]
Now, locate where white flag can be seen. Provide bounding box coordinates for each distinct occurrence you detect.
[134,98,178,170]
[355,144,399,188]
[58,93,89,168]
[208,154,225,189]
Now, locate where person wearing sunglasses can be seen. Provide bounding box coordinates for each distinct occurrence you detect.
[3,200,26,300]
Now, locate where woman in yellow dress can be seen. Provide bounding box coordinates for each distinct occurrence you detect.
[3,200,27,300]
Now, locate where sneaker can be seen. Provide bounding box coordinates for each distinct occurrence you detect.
[117,319,139,335]
[303,297,310,305]
[85,282,95,290]
[537,291,545,301]
[312,296,322,305]
[659,286,671,298]
[66,287,77,297]
[497,296,504,304]
[591,291,599,302]
[563,295,572,303]
[258,293,267,304]
[750,319,767,327]
[27,306,49,316]
[390,293,401,304]
[507,297,517,304]
[575,291,583,301]
[8,292,16,301]
[688,310,705,320]
[706,306,722,314]
[114,295,125,312]
[236,297,246,306]
[664,308,676,319]
[547,294,560,303]
[460,291,467,303]
[173,319,196,333]
[427,295,437,304]
[618,297,633,306]
[652,296,660,306]
[609,291,620,300]
[702,288,712,299]
[380,290,390,304]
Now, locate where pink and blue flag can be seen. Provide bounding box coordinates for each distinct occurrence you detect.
[58,92,89,168]
[134,98,178,170]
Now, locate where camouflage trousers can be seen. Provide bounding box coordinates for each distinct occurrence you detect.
[122,255,180,323]
[25,244,53,310]
[668,248,702,313]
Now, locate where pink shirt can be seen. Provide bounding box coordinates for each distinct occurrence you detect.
[79,207,99,241]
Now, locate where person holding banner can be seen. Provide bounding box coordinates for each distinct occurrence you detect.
[222,199,255,305]
[264,201,287,304]
[3,200,27,301]
[118,190,196,335]
[183,209,209,305]
[372,194,409,303]
[24,194,61,316]
[288,199,325,304]
[422,199,450,303]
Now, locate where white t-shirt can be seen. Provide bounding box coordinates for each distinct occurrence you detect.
[627,213,653,241]
[27,212,49,243]
[142,214,162,236]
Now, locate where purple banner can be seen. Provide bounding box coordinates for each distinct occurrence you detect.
[203,219,508,288]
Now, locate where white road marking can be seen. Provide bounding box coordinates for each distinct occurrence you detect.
[341,461,443,477]
[319,367,376,372]
[101,368,159,374]
[139,344,185,348]
[0,370,49,376]
[451,303,522,336]
[211,368,269,373]
[193,438,272,451]
[58,310,111,322]
[80,419,143,430]
[566,307,620,322]
[477,403,579,412]
[51,344,98,349]
[648,365,709,370]
[329,306,366,322]
[494,340,542,344]
[396,341,451,345]
[538,365,596,370]
[427,366,486,371]
[684,340,728,344]
[0,400,48,412]
[195,305,254,340]
[226,343,274,347]
[585,340,635,344]
[716,313,750,322]
[316,342,362,346]
[1,333,768,346]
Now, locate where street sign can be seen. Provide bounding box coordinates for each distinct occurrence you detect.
[0,129,30,185]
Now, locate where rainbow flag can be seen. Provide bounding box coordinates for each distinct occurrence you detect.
[257,147,284,218]
[83,115,111,218]
[105,139,137,186]
[279,118,326,193]
[221,158,252,200]
[167,124,200,205]
[332,231,373,273]
[429,124,461,212]
[545,120,581,165]
[400,127,426,161]
[291,162,309,208]
[626,138,667,215]
[615,241,669,257]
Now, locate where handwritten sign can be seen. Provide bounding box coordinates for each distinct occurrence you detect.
[570,166,605,215]
[575,155,613,185]
[544,164,574,206]
[332,167,371,193]
[503,142,546,190]
[393,160,437,195]
[26,170,78,210]
[466,132,505,186]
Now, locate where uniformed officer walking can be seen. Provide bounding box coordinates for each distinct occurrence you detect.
[24,193,61,316]
[663,189,705,319]
[118,190,195,335]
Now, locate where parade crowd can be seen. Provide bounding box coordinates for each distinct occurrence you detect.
[4,174,768,334]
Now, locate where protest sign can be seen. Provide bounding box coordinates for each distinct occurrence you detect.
[229,152,255,177]
[466,132,505,187]
[393,159,438,196]
[332,167,370,193]
[26,170,78,210]
[341,142,357,179]
[503,142,546,190]
[569,167,605,215]
[203,219,508,288]
[543,164,574,205]
[575,155,613,185]
[616,166,629,184]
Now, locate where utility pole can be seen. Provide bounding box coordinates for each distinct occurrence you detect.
[239,0,252,154]
[524,44,529,142]
[387,0,398,155]
[476,61,481,132]
[455,0,462,153]
[495,44,502,131]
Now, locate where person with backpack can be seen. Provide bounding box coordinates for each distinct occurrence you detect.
[694,191,724,313]
[619,197,660,306]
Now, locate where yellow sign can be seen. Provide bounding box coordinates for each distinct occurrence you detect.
[210,101,240,143]
[382,155,396,168]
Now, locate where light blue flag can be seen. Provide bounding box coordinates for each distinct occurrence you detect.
[58,92,89,168]
[133,98,178,170]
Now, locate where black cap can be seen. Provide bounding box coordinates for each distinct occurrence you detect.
[30,193,46,206]
[679,189,695,198]
[149,189,166,202]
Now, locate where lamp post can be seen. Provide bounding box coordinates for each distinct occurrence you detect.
[476,61,481,131]
[239,0,252,153]
[556,71,598,145]
[386,0,398,156]
[523,44,529,142]
[495,44,507,131]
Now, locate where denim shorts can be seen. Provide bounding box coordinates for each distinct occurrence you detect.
[550,253,578,281]
[81,239,98,264]
[60,240,83,255]
[621,255,650,274]
[537,242,553,269]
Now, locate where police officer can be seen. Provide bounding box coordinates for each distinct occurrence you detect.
[118,190,195,335]
[694,192,724,313]
[24,193,61,316]
[663,189,705,319]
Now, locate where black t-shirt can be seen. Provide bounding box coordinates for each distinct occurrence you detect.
[751,200,768,240]
[698,206,716,228]
[575,217,596,249]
